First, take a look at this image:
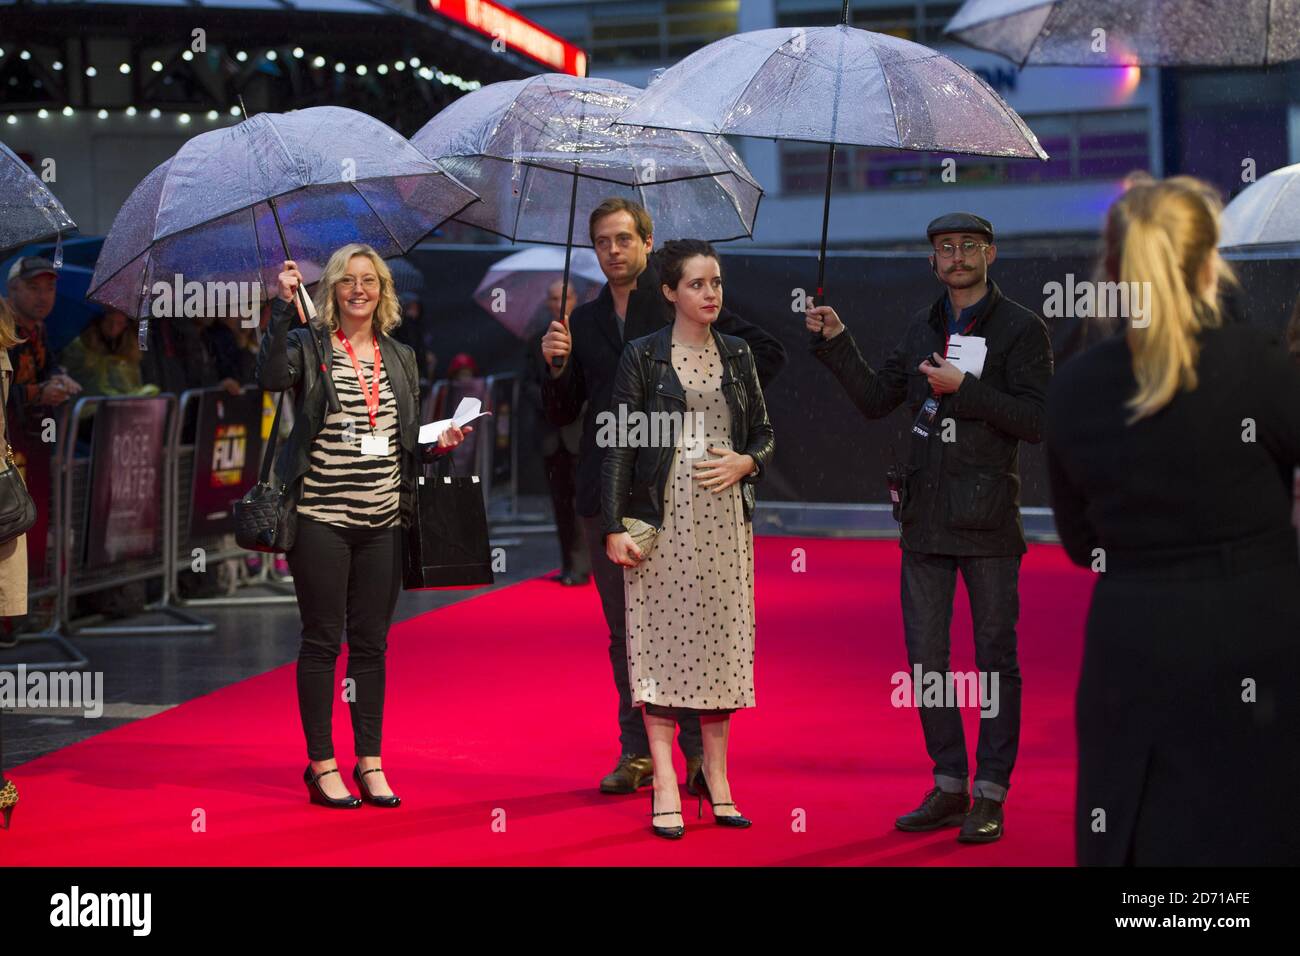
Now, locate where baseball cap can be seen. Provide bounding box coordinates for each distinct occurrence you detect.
[7,256,58,283]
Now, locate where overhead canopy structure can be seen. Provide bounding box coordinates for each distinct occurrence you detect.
[0,0,583,132]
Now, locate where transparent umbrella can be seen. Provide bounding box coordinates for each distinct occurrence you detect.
[945,0,1300,68]
[0,139,77,261]
[411,73,763,363]
[472,247,604,339]
[88,105,480,412]
[1219,162,1300,258]
[616,2,1047,306]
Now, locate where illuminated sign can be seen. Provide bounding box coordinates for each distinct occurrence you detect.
[428,0,588,76]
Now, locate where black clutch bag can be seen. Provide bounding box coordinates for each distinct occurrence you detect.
[234,391,297,553]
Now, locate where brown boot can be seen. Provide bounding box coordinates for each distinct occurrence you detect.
[684,755,704,796]
[599,754,654,794]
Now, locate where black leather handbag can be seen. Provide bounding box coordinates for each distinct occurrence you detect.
[233,391,297,553]
[0,377,37,545]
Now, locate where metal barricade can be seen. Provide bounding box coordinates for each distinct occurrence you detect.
[59,393,213,636]
[481,373,519,521]
[1,405,87,673]
[170,386,296,607]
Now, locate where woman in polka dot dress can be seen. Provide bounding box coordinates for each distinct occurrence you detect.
[602,239,775,839]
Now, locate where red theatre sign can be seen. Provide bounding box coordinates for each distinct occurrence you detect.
[428,0,588,76]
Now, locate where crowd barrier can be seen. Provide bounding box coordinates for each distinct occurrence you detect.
[3,376,526,672]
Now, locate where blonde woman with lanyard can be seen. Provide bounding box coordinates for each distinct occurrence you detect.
[258,244,468,809]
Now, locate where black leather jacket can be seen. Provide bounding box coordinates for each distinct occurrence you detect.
[600,323,775,537]
[255,297,441,533]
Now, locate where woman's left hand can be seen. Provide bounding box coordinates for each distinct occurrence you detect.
[692,447,754,492]
[437,424,472,449]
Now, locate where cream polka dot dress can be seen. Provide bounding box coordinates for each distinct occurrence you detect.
[624,336,755,713]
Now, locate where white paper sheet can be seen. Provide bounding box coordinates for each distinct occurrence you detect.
[945,334,987,379]
[419,396,493,444]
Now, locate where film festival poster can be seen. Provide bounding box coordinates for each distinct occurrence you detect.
[83,399,169,568]
[189,390,264,539]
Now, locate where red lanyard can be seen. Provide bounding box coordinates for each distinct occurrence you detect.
[335,330,383,431]
[943,313,980,359]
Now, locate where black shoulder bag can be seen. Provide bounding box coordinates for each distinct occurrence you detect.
[0,374,37,544]
[233,391,297,553]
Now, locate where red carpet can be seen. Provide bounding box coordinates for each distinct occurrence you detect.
[1,538,1091,866]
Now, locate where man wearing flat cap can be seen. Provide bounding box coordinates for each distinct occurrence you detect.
[805,212,1053,844]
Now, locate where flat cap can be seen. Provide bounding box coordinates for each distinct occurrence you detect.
[926,213,994,242]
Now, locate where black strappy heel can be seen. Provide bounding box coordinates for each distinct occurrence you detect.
[649,787,685,839]
[353,764,401,808]
[303,764,362,809]
[696,771,752,828]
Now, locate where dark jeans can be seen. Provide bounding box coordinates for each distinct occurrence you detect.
[286,515,403,762]
[581,513,702,759]
[899,550,1022,801]
[545,447,590,578]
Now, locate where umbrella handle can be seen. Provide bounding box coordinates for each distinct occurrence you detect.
[552,163,581,369]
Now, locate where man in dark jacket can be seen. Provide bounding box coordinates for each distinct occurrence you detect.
[542,198,786,795]
[806,213,1053,844]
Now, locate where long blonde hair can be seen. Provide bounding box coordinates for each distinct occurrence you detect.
[1119,178,1227,422]
[0,296,24,349]
[313,244,402,336]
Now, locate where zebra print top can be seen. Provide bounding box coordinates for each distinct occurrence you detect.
[296,335,401,529]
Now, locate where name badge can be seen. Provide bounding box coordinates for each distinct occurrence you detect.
[360,433,390,456]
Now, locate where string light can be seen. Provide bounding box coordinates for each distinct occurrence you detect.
[1,44,487,126]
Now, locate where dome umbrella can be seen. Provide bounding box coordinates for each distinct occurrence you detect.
[88,104,481,412]
[472,246,605,340]
[615,1,1047,318]
[0,139,77,262]
[411,73,763,366]
[944,0,1300,68]
[1219,162,1300,259]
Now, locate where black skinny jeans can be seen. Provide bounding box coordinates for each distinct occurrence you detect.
[286,515,403,762]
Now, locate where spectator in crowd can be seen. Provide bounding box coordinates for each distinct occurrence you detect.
[139,315,216,395]
[5,257,81,429]
[60,307,158,398]
[201,312,258,394]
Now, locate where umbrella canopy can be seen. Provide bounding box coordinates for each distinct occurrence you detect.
[88,106,481,319]
[472,246,604,339]
[410,73,764,247]
[616,24,1047,158]
[944,0,1300,68]
[617,21,1046,305]
[1219,162,1300,257]
[0,139,77,260]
